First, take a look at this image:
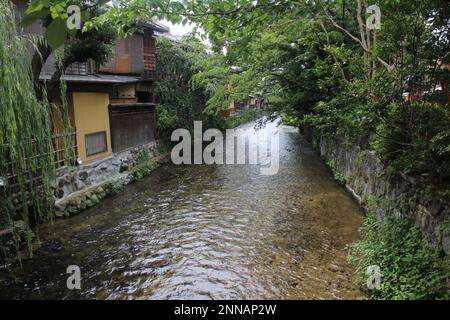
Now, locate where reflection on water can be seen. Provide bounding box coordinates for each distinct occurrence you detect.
[0,121,362,299]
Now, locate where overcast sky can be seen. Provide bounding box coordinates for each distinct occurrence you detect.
[158,19,196,37]
[158,19,214,49]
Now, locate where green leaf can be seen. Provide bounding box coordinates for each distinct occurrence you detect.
[81,10,91,23]
[44,18,68,49]
[26,0,45,14]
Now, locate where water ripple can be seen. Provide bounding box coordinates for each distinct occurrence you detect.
[1,122,362,300]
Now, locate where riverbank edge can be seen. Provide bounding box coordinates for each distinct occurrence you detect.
[300,125,450,255]
[53,151,171,220]
[0,143,171,260]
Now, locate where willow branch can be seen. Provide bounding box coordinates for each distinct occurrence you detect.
[31,41,51,84]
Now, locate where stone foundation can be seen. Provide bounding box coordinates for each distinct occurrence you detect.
[55,142,157,199]
[53,142,170,218]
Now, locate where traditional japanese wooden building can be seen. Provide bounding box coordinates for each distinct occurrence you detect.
[13,0,169,164]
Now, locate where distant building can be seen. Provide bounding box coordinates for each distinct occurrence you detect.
[222,96,264,118]
[402,63,450,104]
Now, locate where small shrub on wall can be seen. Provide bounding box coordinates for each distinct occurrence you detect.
[373,101,450,187]
[349,212,449,300]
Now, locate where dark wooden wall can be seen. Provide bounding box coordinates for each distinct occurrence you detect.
[109,104,156,153]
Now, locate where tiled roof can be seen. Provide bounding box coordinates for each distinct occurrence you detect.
[142,21,170,33]
[40,73,141,84]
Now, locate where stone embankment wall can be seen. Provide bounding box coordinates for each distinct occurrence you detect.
[53,142,170,217]
[303,128,450,256]
[0,142,170,254]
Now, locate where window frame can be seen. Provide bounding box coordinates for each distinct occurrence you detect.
[85,131,108,157]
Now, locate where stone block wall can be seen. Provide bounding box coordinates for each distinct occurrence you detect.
[54,142,158,200]
[304,128,450,255]
[53,141,170,218]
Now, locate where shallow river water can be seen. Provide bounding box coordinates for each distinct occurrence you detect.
[0,121,363,299]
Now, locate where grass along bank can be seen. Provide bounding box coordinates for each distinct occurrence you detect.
[349,206,449,300]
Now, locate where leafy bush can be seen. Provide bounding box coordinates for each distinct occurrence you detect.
[155,104,179,137]
[373,102,450,185]
[155,37,209,138]
[303,80,387,148]
[281,114,301,127]
[349,212,449,300]
[104,179,124,196]
[155,37,237,137]
[130,161,156,182]
[135,148,151,165]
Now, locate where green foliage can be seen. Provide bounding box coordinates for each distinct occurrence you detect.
[135,148,151,165]
[155,36,207,135]
[373,102,450,185]
[65,23,116,66]
[202,82,231,116]
[281,114,301,127]
[325,160,346,185]
[303,81,378,147]
[155,33,268,137]
[334,171,346,185]
[155,104,178,135]
[104,178,124,196]
[0,0,70,255]
[130,160,156,182]
[23,0,189,49]
[191,0,449,177]
[302,66,401,146]
[155,36,231,136]
[349,212,449,300]
[191,53,237,116]
[25,0,100,49]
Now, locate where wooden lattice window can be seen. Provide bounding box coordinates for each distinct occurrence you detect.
[85,131,107,156]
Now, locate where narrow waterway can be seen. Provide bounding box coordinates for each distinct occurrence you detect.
[0,121,363,299]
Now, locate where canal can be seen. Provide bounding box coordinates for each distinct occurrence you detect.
[0,121,363,299]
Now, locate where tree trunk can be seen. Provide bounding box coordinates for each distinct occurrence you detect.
[31,42,52,85]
